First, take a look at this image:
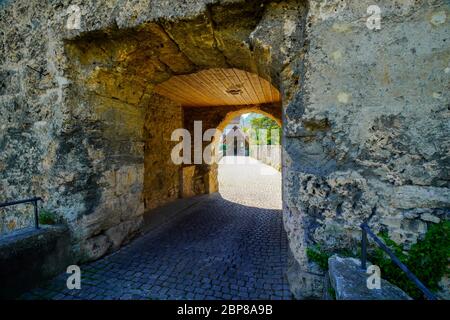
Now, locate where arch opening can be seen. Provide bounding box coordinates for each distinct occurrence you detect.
[216,111,282,210]
[179,91,282,199]
[62,15,287,262]
[153,67,283,199]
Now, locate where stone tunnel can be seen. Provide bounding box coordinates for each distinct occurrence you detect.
[62,11,286,260]
[0,0,449,299]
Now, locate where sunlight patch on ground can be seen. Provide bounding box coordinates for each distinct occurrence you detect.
[218,156,282,210]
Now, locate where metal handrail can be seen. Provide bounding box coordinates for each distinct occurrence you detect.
[0,197,43,229]
[360,222,437,300]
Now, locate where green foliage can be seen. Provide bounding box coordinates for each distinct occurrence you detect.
[307,246,341,300]
[306,246,331,271]
[370,221,450,299]
[39,209,58,225]
[306,222,449,299]
[408,221,450,290]
[249,116,280,145]
[307,245,356,271]
[327,286,336,300]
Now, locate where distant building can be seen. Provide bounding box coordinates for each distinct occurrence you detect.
[222,125,249,156]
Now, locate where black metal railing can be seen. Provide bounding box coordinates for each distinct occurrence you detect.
[360,222,437,300]
[0,197,43,230]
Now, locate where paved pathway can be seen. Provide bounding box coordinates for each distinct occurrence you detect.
[22,156,291,300]
[218,156,282,210]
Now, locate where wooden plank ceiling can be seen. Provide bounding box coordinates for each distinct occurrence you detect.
[154,68,281,107]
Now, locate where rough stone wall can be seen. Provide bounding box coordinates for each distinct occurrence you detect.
[59,32,153,260]
[0,1,64,236]
[283,0,449,298]
[143,93,182,210]
[0,0,300,263]
[0,204,36,236]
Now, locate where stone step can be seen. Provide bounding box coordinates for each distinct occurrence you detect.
[328,255,412,300]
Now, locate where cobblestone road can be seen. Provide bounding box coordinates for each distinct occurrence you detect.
[22,157,291,300]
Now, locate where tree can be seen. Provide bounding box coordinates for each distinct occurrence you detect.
[249,116,280,145]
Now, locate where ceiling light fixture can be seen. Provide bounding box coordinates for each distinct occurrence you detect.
[226,84,243,95]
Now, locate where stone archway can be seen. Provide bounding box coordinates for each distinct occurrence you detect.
[180,100,282,198]
[51,0,315,300]
[216,106,282,132]
[1,0,314,299]
[60,0,305,263]
[2,0,449,300]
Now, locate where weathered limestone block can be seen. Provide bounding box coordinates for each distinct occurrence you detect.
[206,163,219,193]
[0,70,20,95]
[249,0,307,85]
[0,225,73,299]
[287,256,325,300]
[105,216,143,250]
[390,186,450,209]
[162,13,228,69]
[80,234,111,261]
[143,94,182,210]
[287,170,377,251]
[75,167,144,241]
[113,165,144,197]
[210,1,262,73]
[86,69,148,105]
[282,0,449,299]
[328,255,411,300]
[283,206,312,272]
[182,165,196,198]
[420,212,441,224]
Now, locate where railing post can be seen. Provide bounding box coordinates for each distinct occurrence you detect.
[360,222,437,300]
[361,224,367,270]
[33,199,39,229]
[0,196,43,231]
